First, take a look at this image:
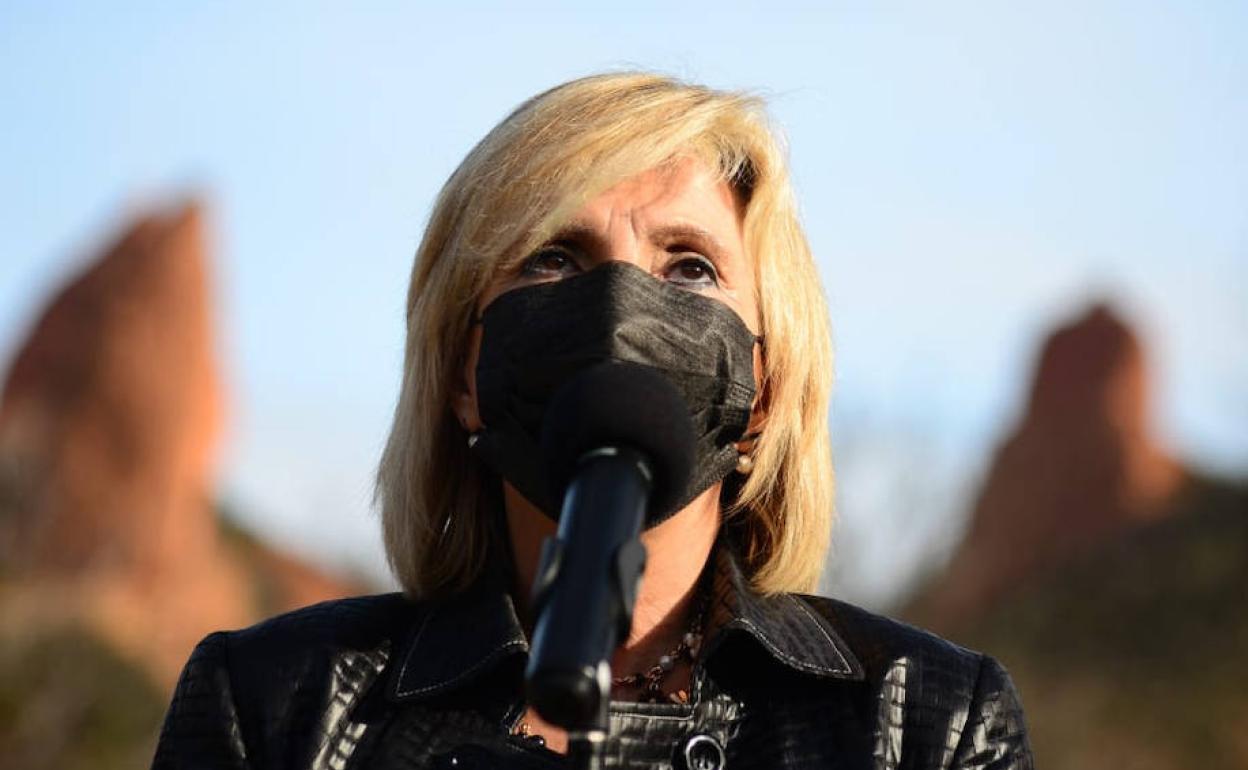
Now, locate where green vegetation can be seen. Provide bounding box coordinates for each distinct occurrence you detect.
[0,625,166,770]
[950,476,1248,770]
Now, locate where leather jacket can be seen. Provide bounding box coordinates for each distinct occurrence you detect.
[152,546,1033,769]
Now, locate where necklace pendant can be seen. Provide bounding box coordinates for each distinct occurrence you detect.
[512,721,547,748]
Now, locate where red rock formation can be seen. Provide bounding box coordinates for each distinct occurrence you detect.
[0,202,364,687]
[1,203,223,577]
[905,304,1186,629]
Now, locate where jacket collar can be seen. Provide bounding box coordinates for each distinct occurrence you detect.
[702,543,863,681]
[389,542,863,702]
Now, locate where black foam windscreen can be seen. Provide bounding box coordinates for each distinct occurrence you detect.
[539,361,696,518]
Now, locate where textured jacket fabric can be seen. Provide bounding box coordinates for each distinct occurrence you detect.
[152,547,1033,769]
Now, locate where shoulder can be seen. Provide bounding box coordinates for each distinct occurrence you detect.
[224,592,423,660]
[795,594,1033,767]
[213,592,426,709]
[797,591,1024,701]
[797,593,983,676]
[159,593,435,767]
[187,591,426,688]
[157,594,427,768]
[180,593,426,683]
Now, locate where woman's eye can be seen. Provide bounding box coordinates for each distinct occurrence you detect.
[520,246,580,279]
[664,255,719,290]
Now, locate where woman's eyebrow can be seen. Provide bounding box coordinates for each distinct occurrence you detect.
[544,221,732,258]
[649,224,730,256]
[546,222,606,249]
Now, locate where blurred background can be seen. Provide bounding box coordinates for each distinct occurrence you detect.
[1,3,1245,768]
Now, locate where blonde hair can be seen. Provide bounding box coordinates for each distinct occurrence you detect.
[377,72,834,598]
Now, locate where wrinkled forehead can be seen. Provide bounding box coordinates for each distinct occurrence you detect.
[493,149,753,275]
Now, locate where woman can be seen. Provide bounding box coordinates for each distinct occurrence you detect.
[154,73,1033,769]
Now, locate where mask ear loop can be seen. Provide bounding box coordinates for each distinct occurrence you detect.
[734,335,766,475]
[460,311,487,446]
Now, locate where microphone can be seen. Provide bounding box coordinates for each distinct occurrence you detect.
[524,361,696,740]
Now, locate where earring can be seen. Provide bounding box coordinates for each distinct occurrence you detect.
[467,432,481,449]
[735,452,754,475]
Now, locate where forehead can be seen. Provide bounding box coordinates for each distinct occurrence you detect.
[564,157,744,231]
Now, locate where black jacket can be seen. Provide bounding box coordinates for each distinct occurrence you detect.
[152,548,1032,769]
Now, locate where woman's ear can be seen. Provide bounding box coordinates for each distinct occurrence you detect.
[451,387,482,433]
[740,343,769,449]
[452,323,485,433]
[742,381,769,446]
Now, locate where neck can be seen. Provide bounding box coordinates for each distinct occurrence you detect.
[504,482,721,678]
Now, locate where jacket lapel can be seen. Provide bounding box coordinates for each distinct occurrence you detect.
[704,544,865,681]
[389,582,529,702]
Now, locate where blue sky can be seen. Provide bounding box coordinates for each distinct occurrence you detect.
[2,2,1245,605]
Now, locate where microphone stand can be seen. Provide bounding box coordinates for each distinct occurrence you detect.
[566,727,608,770]
[524,448,651,770]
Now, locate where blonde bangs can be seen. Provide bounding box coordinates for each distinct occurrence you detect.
[471,74,772,278]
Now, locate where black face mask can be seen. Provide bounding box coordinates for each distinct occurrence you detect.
[470,261,760,529]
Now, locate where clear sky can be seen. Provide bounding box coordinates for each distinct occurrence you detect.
[2,2,1245,606]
